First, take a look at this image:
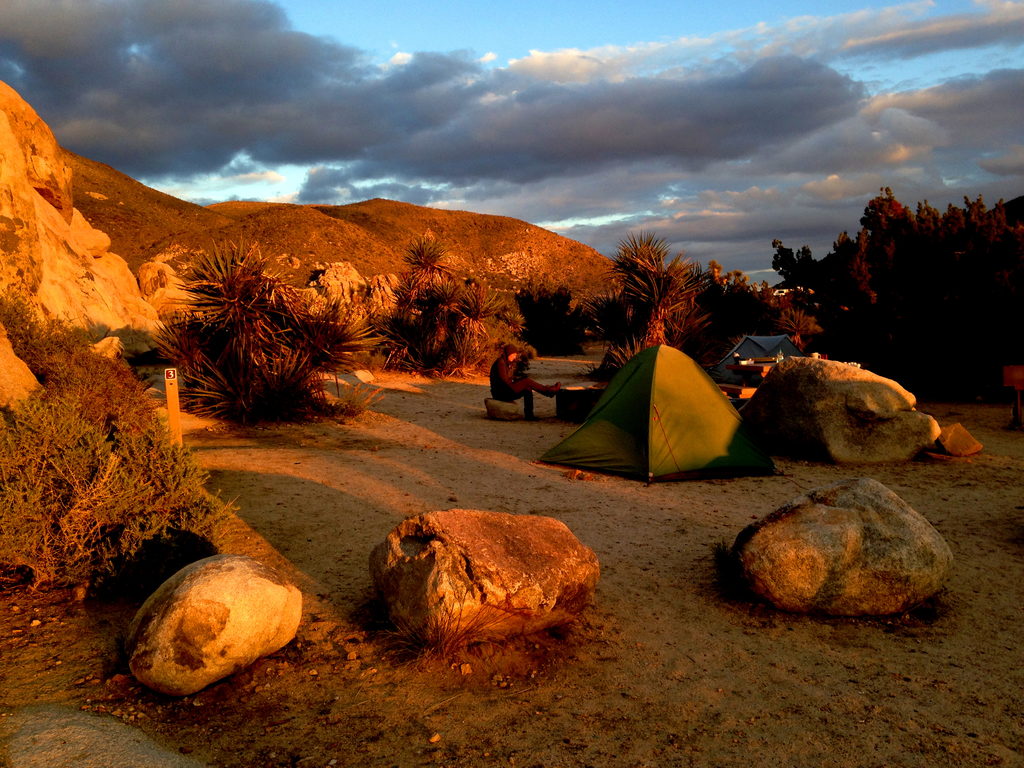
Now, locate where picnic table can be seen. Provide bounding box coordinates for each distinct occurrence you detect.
[725,361,777,387]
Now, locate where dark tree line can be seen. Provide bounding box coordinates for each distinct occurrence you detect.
[773,188,1024,397]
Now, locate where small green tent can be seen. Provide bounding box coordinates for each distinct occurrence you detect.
[541,345,775,481]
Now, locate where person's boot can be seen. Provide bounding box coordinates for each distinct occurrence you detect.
[541,382,561,398]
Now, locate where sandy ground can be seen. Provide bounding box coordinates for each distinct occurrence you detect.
[2,351,1023,768]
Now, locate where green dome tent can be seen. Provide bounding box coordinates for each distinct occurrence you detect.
[541,345,775,481]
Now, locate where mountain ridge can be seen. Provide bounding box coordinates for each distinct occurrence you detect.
[67,151,612,296]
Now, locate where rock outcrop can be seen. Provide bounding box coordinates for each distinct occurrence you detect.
[370,509,600,643]
[0,82,158,355]
[732,477,953,616]
[126,555,302,696]
[0,325,39,407]
[137,255,190,319]
[741,357,940,463]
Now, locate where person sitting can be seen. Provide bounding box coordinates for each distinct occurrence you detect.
[489,344,560,420]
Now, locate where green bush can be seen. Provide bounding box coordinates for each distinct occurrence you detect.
[0,291,230,592]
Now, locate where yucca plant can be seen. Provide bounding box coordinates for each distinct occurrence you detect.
[591,232,709,375]
[156,241,374,423]
[377,240,520,376]
[776,307,823,350]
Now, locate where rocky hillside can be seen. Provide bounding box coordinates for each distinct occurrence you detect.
[68,153,612,297]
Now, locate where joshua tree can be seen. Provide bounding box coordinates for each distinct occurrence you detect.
[156,241,373,423]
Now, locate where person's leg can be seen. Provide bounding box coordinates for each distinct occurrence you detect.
[509,377,560,397]
[523,390,535,420]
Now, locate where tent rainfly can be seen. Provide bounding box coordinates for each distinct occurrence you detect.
[541,345,775,482]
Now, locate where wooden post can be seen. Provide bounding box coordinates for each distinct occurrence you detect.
[164,368,183,445]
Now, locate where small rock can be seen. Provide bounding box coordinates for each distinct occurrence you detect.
[429,733,442,744]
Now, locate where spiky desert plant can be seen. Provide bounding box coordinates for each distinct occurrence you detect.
[776,307,823,350]
[590,232,708,374]
[156,241,374,423]
[395,236,456,310]
[612,232,704,348]
[377,240,520,376]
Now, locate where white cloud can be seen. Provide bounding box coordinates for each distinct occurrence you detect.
[507,48,613,83]
[800,173,887,202]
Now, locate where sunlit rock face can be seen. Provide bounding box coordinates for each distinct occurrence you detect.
[0,81,158,355]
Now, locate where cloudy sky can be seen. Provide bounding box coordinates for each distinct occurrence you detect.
[1,0,1022,278]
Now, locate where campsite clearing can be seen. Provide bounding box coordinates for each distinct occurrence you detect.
[1,351,1022,767]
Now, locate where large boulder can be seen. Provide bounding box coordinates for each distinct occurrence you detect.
[138,257,190,319]
[312,261,367,302]
[0,325,39,407]
[370,509,600,643]
[741,357,940,463]
[126,555,302,696]
[0,82,159,355]
[732,477,953,616]
[0,705,206,768]
[0,82,73,223]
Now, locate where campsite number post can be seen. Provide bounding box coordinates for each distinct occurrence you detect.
[165,368,183,446]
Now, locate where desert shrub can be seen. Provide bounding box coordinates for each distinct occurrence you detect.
[377,238,523,376]
[0,397,229,591]
[156,241,374,423]
[0,292,155,433]
[516,285,587,356]
[0,291,229,592]
[330,383,383,422]
[0,298,230,592]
